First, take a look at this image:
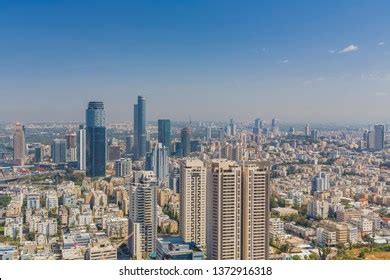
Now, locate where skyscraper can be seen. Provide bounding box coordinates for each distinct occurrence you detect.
[374,124,385,151]
[305,123,311,136]
[86,101,106,177]
[241,161,270,260]
[179,159,207,248]
[206,126,212,140]
[51,139,66,164]
[145,143,169,184]
[253,118,263,134]
[13,123,25,166]
[311,172,330,194]
[311,129,319,142]
[65,130,77,162]
[125,134,134,155]
[271,118,279,133]
[229,119,237,136]
[133,96,146,160]
[77,125,86,171]
[181,127,192,157]
[158,119,171,153]
[207,160,242,260]
[207,159,270,260]
[114,158,132,177]
[129,174,157,260]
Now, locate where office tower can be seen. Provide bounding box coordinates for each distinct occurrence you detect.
[253,118,263,134]
[225,125,232,137]
[158,119,171,153]
[108,145,121,161]
[207,159,270,260]
[34,146,42,163]
[367,131,375,150]
[206,126,212,140]
[271,118,279,131]
[114,158,132,177]
[218,127,225,142]
[181,127,192,157]
[65,130,77,149]
[179,159,207,248]
[133,96,147,160]
[374,124,385,151]
[207,160,242,260]
[229,119,237,136]
[77,125,86,171]
[86,101,107,177]
[255,118,263,130]
[311,129,319,142]
[145,143,169,184]
[128,174,157,260]
[311,172,330,194]
[305,123,311,136]
[13,123,25,166]
[241,161,270,260]
[51,139,66,164]
[169,163,180,193]
[125,135,134,155]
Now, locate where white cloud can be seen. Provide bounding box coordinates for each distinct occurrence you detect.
[279,59,289,64]
[364,71,390,81]
[378,42,385,46]
[328,50,336,54]
[338,44,359,54]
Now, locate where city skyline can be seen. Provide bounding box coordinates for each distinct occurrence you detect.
[2,1,390,123]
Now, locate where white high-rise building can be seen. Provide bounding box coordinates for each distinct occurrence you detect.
[207,159,270,260]
[77,125,86,171]
[179,158,207,248]
[114,158,132,177]
[207,160,242,260]
[128,173,157,259]
[311,172,330,193]
[241,161,270,260]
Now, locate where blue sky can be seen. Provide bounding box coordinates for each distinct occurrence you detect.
[1,0,390,123]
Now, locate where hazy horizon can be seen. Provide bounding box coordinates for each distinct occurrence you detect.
[1,1,390,123]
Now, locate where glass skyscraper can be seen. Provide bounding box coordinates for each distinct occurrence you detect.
[158,119,171,153]
[86,101,106,177]
[181,127,192,157]
[133,96,146,160]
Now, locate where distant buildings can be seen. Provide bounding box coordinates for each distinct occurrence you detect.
[77,125,86,171]
[114,158,132,177]
[311,172,330,194]
[13,123,25,166]
[86,101,106,177]
[145,143,169,184]
[180,127,192,157]
[158,119,171,153]
[133,96,147,160]
[51,139,66,164]
[366,124,385,151]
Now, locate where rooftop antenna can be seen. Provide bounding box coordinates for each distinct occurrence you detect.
[189,115,192,126]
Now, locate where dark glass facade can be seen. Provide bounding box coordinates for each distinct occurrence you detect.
[86,101,106,177]
[158,119,171,153]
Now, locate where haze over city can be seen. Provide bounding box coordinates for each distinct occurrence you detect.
[1,0,390,123]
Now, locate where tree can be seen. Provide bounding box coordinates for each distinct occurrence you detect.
[358,249,366,259]
[318,246,331,260]
[291,255,301,260]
